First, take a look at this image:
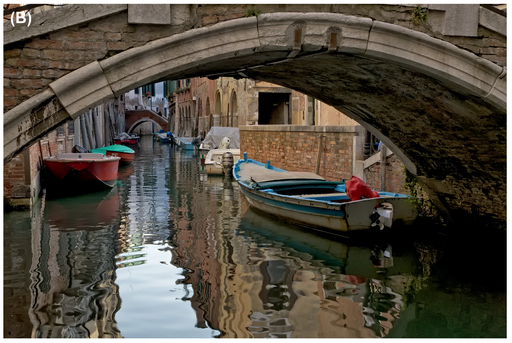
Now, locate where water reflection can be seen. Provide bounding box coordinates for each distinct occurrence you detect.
[29,189,122,338]
[3,136,506,338]
[231,205,417,338]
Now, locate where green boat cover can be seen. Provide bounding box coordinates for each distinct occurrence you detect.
[90,144,135,154]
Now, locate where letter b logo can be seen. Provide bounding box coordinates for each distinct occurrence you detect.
[11,11,32,27]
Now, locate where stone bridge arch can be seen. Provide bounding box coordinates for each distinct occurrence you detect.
[124,109,168,133]
[3,6,507,229]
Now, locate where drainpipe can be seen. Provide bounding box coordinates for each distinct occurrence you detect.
[73,118,81,146]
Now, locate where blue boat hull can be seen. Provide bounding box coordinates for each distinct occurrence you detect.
[233,156,418,233]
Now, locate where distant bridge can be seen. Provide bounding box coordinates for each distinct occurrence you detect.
[124,109,168,133]
[3,4,507,229]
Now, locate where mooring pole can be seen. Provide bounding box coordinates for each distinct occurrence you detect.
[380,145,387,191]
[85,110,95,149]
[79,114,89,150]
[316,135,325,174]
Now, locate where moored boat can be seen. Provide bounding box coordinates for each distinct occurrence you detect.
[44,153,121,194]
[233,153,418,234]
[114,132,140,145]
[90,144,135,163]
[175,137,199,150]
[199,126,240,151]
[202,148,241,175]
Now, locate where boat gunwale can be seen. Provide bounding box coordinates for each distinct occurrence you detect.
[44,156,121,163]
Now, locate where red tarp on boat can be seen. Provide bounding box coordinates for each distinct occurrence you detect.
[345,176,380,201]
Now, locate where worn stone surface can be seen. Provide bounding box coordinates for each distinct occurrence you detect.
[128,4,171,25]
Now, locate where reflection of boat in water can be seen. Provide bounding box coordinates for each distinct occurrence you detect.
[239,206,419,279]
[44,187,120,230]
[239,206,420,338]
[117,163,135,181]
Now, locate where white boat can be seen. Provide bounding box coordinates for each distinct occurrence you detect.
[199,126,239,151]
[233,153,418,234]
[203,148,241,175]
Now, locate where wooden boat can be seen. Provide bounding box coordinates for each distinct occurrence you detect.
[202,148,241,175]
[114,132,140,145]
[90,144,135,163]
[44,153,121,192]
[233,153,418,233]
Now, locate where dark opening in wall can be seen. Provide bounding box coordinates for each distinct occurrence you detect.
[258,92,291,125]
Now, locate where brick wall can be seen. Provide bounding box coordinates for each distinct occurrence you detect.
[3,155,26,199]
[240,125,410,194]
[364,155,407,194]
[240,125,360,182]
[5,124,75,208]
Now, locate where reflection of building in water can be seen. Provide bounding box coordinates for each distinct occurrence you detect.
[27,205,123,338]
[166,157,230,334]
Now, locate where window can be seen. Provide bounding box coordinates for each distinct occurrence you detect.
[67,121,74,135]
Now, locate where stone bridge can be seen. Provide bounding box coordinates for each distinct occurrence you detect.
[124,109,169,133]
[3,4,507,229]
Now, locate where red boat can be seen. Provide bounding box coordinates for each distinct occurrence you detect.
[44,153,121,193]
[113,132,140,146]
[105,149,135,162]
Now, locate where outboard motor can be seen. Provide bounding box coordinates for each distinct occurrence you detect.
[218,137,231,149]
[192,137,202,147]
[222,152,234,176]
[370,202,394,230]
[72,145,88,153]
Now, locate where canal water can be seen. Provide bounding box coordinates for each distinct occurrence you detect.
[4,136,506,338]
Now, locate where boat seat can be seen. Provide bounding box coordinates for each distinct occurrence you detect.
[58,153,105,160]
